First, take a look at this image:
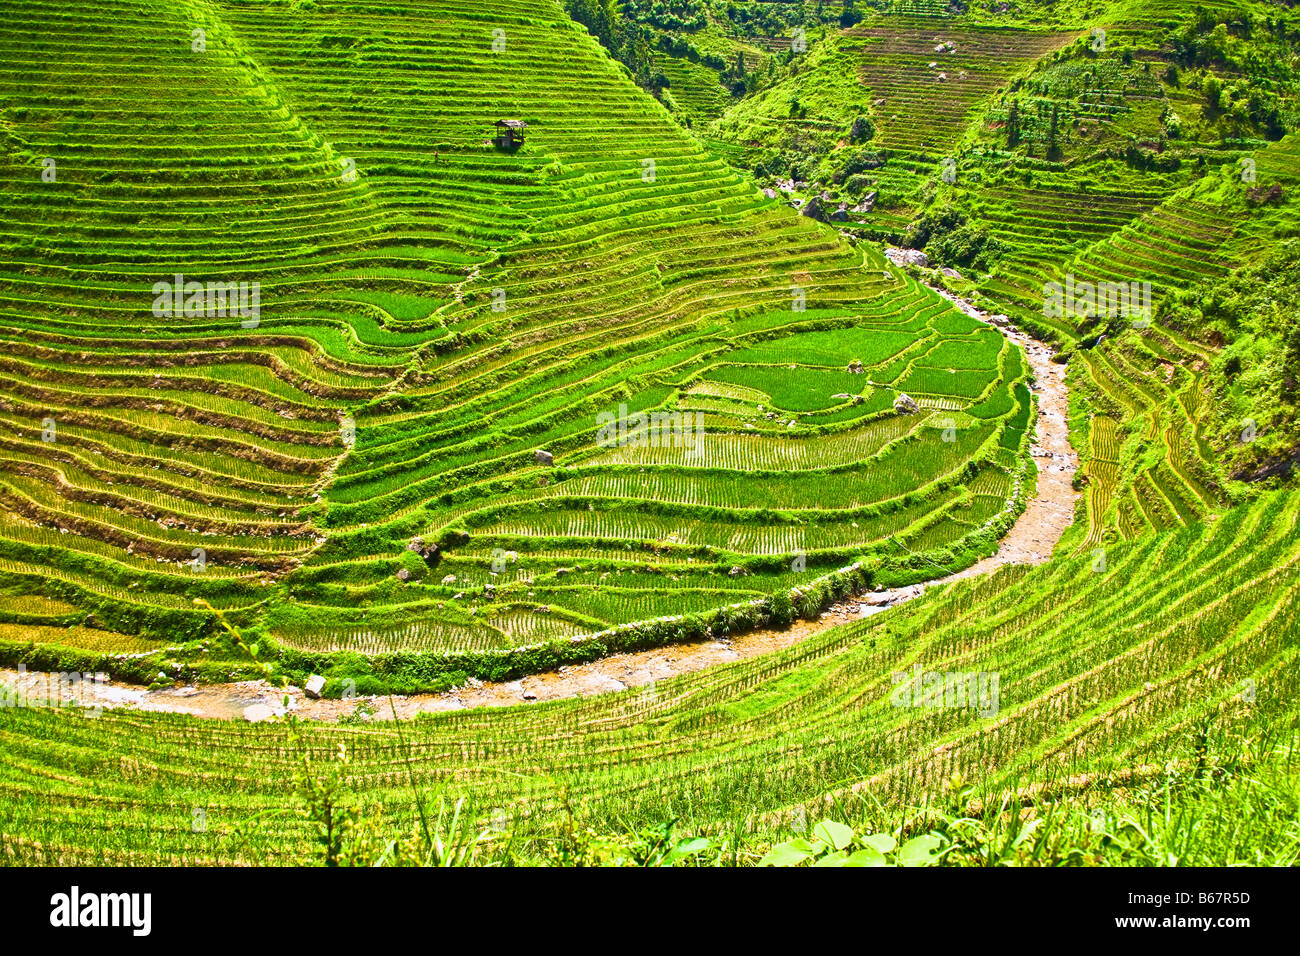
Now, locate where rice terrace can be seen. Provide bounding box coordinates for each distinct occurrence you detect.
[0,0,1299,884]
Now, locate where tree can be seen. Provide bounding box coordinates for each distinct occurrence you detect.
[1204,74,1223,110]
[849,115,874,144]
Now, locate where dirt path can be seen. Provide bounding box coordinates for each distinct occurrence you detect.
[927,284,1080,580]
[0,618,838,723]
[2,285,1077,723]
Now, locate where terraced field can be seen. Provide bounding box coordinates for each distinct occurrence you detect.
[0,0,1033,666]
[1044,138,1300,548]
[970,135,1300,337]
[2,489,1295,864]
[1064,325,1227,547]
[1,0,1298,872]
[0,0,404,645]
[847,17,1077,207]
[655,53,734,124]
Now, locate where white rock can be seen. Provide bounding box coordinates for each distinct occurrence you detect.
[304,675,326,699]
[884,247,929,268]
[242,703,275,723]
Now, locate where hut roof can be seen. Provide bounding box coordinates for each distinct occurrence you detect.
[495,119,528,129]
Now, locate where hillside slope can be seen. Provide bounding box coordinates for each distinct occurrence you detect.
[0,0,1298,869]
[0,0,1032,666]
[1,489,1295,863]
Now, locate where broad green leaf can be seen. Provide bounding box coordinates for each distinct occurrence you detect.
[760,841,813,867]
[812,819,854,851]
[665,837,711,863]
[897,834,944,867]
[861,832,897,854]
[843,846,888,867]
[813,851,849,867]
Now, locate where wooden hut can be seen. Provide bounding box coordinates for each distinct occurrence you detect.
[493,119,528,148]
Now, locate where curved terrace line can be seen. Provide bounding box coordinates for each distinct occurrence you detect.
[6,279,1078,721]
